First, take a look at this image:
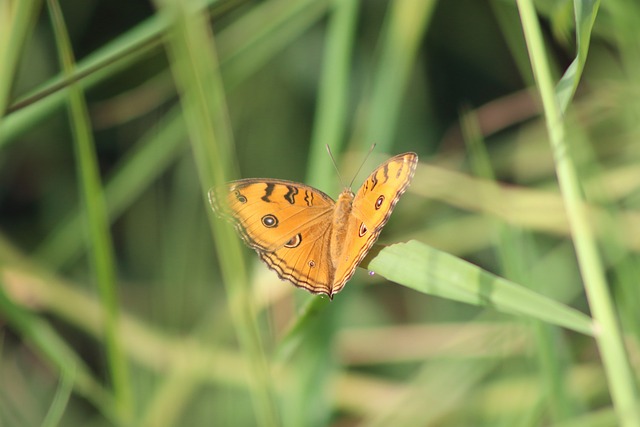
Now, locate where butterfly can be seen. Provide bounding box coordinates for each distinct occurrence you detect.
[208,152,418,298]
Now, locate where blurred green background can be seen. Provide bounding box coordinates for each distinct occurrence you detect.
[1,0,639,426]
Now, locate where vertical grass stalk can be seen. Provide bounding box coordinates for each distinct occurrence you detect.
[516,1,640,425]
[47,0,133,422]
[306,0,358,188]
[462,109,577,421]
[156,1,280,426]
[361,0,435,152]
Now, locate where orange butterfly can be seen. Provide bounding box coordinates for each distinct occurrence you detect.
[209,152,417,298]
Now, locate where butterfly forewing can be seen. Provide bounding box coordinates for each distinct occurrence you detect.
[351,152,418,230]
[330,153,418,295]
[259,223,335,295]
[209,179,334,251]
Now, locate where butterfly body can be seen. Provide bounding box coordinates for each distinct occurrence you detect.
[209,152,417,298]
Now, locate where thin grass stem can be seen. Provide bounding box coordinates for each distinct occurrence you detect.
[47,0,133,421]
[516,1,640,424]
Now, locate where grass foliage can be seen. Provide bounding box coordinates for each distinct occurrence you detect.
[1,0,639,426]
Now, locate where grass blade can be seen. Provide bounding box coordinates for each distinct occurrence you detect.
[462,108,578,421]
[360,0,436,152]
[555,0,601,112]
[0,263,118,422]
[364,240,594,336]
[41,368,74,427]
[516,0,640,424]
[306,0,358,189]
[0,0,41,115]
[156,1,280,425]
[47,0,133,421]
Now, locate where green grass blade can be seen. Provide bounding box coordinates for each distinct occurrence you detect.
[47,0,132,421]
[555,0,601,112]
[0,10,164,146]
[41,368,74,427]
[517,0,640,424]
[363,240,593,335]
[0,0,41,115]
[34,106,187,269]
[462,108,578,421]
[280,299,341,427]
[306,0,358,189]
[2,0,310,146]
[218,0,330,90]
[138,366,200,427]
[279,4,356,424]
[361,0,436,152]
[489,0,536,85]
[0,264,118,423]
[157,1,280,425]
[363,359,493,427]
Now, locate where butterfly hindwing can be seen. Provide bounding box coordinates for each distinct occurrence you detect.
[258,222,335,295]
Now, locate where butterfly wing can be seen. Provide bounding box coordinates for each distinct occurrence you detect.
[209,178,337,294]
[258,223,336,295]
[330,152,418,295]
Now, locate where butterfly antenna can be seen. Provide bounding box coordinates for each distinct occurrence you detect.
[326,145,347,189]
[347,143,376,188]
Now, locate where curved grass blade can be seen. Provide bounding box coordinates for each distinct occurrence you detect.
[555,0,601,112]
[363,240,593,336]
